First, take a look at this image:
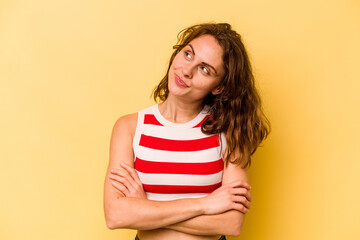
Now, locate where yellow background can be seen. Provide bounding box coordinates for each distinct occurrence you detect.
[1,0,359,239]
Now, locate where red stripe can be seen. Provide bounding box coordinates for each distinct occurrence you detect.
[144,114,163,126]
[139,135,219,151]
[193,115,210,128]
[135,157,223,175]
[143,182,222,194]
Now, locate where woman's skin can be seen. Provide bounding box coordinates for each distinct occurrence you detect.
[104,34,252,240]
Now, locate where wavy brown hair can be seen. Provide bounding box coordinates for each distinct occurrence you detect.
[152,23,270,168]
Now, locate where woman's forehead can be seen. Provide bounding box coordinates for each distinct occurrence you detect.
[187,35,225,73]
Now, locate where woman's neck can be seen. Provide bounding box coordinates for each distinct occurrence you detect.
[158,95,204,124]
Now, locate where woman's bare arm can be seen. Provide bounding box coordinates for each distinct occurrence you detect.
[164,162,251,236]
[103,114,250,230]
[165,210,245,236]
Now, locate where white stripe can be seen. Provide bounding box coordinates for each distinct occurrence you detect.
[142,124,211,140]
[146,192,209,201]
[137,171,222,186]
[143,107,154,114]
[135,145,222,163]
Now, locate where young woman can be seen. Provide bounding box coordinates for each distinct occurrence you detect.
[104,23,270,240]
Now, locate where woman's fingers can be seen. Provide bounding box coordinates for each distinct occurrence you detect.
[109,165,146,199]
[109,173,126,185]
[230,187,252,202]
[202,184,251,215]
[224,181,253,212]
[231,195,251,209]
[121,162,143,186]
[109,168,136,193]
[119,164,147,198]
[227,179,252,191]
[234,202,250,214]
[109,174,132,193]
[110,167,138,190]
[110,180,129,196]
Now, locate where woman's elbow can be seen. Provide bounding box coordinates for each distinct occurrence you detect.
[224,211,245,236]
[105,218,117,230]
[226,222,243,237]
[104,204,128,230]
[105,212,130,230]
[105,211,120,230]
[227,226,242,237]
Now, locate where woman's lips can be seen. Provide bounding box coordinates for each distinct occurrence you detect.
[175,75,188,88]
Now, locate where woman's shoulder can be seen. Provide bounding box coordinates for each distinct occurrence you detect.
[112,105,156,137]
[117,112,138,123]
[112,112,138,138]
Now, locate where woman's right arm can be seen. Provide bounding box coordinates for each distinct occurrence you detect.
[103,114,250,230]
[104,114,203,230]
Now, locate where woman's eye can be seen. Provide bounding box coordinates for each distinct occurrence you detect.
[184,51,192,59]
[201,66,210,74]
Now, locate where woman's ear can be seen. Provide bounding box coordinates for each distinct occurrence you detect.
[212,86,223,95]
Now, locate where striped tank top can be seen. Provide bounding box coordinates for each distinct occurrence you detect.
[133,104,225,201]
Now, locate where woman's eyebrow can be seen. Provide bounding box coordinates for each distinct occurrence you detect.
[189,44,218,75]
[189,44,196,56]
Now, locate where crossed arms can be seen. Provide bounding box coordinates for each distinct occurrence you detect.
[103,114,252,236]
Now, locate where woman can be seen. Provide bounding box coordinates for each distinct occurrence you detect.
[104,23,270,240]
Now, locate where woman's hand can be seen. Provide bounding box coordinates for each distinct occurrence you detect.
[109,163,147,199]
[200,180,252,215]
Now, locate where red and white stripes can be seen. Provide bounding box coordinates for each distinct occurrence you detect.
[133,104,224,201]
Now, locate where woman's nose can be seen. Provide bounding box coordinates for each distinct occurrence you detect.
[182,63,193,79]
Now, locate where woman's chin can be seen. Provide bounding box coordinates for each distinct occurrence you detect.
[168,85,187,97]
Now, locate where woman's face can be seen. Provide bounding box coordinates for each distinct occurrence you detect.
[168,34,226,103]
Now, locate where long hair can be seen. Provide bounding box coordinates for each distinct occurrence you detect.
[152,23,271,168]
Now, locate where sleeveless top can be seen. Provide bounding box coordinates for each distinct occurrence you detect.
[133,104,225,201]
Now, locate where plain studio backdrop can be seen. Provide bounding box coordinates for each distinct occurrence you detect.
[0,0,359,239]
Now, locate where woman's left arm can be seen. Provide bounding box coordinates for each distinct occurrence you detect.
[164,161,251,237]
